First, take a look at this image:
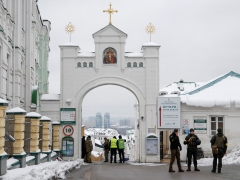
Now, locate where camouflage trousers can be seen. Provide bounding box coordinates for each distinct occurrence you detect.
[104,150,109,162]
[86,151,92,163]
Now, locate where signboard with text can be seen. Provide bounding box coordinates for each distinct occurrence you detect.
[60,108,76,125]
[194,119,207,133]
[158,97,180,128]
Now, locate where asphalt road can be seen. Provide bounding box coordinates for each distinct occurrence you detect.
[64,161,240,180]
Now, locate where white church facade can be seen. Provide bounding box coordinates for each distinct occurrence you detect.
[41,24,161,162]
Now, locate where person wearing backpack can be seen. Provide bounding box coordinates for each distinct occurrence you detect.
[169,129,184,173]
[184,128,201,171]
[210,128,228,173]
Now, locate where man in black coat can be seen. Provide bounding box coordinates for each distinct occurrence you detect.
[184,128,201,171]
[169,129,184,173]
[210,128,228,173]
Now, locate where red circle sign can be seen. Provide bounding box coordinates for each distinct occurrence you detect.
[63,125,74,136]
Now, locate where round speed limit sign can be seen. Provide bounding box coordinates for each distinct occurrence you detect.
[63,125,74,136]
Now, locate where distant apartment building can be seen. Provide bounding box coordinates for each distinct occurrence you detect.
[119,119,130,126]
[104,112,110,129]
[96,112,102,128]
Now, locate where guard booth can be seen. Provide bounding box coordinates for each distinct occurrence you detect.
[146,133,158,155]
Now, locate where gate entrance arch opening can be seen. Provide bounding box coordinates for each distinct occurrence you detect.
[59,24,160,162]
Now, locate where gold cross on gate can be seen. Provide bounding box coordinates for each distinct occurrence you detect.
[103,3,118,25]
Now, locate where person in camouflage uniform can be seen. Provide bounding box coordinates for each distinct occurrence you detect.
[210,128,228,173]
[103,137,110,162]
[85,136,93,163]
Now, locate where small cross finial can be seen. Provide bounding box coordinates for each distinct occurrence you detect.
[103,3,118,25]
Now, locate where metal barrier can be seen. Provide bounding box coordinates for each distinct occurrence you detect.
[4,115,15,157]
[23,118,31,154]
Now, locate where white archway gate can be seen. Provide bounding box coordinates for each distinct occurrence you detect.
[59,24,160,162]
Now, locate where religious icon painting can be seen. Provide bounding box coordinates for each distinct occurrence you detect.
[103,47,117,64]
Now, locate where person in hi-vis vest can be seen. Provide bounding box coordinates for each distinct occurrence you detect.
[118,135,126,163]
[109,136,118,163]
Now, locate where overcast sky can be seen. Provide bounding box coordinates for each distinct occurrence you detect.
[38,0,240,117]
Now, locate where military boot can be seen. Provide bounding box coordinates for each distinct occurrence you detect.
[186,166,191,171]
[169,169,175,173]
[179,169,184,172]
[194,167,200,171]
[211,169,216,173]
[218,169,221,173]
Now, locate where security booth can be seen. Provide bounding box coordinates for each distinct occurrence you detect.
[146,133,158,155]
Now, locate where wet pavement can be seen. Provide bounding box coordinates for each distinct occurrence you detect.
[64,161,240,180]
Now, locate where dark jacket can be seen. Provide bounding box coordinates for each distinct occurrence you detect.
[210,133,228,153]
[169,132,182,150]
[184,134,201,151]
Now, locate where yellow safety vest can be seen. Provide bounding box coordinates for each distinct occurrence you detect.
[110,138,117,148]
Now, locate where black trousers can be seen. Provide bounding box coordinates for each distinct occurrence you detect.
[110,148,117,162]
[119,149,125,162]
[187,149,198,168]
[213,151,224,170]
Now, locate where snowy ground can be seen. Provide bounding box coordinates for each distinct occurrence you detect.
[0,159,83,180]
[187,144,240,167]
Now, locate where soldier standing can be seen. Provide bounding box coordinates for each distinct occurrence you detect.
[109,136,118,163]
[184,128,201,171]
[103,137,110,162]
[210,128,228,173]
[169,129,184,173]
[118,135,125,163]
[85,136,93,163]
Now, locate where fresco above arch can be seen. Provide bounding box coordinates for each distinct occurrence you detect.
[103,47,117,64]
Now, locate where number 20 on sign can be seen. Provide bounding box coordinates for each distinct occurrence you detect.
[63,125,74,136]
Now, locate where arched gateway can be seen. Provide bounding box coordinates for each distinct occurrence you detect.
[59,24,160,162]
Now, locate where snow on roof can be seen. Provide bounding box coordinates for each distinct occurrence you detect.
[95,139,102,145]
[59,42,79,47]
[125,52,143,57]
[78,52,95,57]
[40,116,51,121]
[6,107,26,113]
[142,42,160,47]
[180,71,240,107]
[26,112,41,118]
[0,98,8,105]
[52,121,60,125]
[160,82,200,95]
[41,94,60,101]
[32,85,38,90]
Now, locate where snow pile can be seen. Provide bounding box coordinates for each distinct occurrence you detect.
[1,159,83,180]
[7,158,19,169]
[197,144,240,166]
[222,144,240,165]
[91,151,102,158]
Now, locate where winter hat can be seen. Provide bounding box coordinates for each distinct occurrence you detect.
[190,128,194,132]
[173,129,178,133]
[113,136,116,138]
[119,135,122,139]
[217,128,222,133]
[87,135,91,139]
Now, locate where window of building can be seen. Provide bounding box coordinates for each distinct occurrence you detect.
[83,62,87,67]
[139,62,143,67]
[211,117,223,136]
[127,62,131,67]
[89,62,93,67]
[133,62,137,67]
[77,62,81,67]
[62,137,74,157]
